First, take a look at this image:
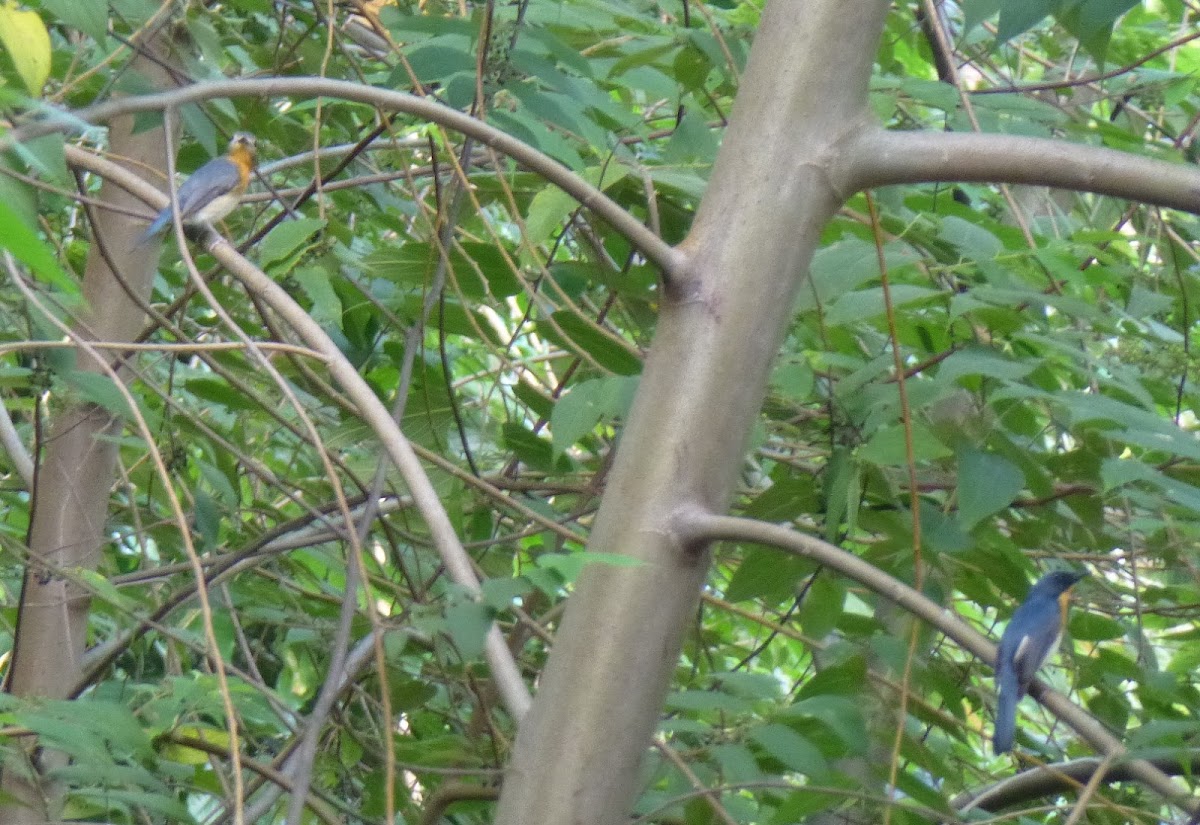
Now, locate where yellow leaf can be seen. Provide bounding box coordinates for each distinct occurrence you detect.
[0,2,49,95]
[161,725,230,765]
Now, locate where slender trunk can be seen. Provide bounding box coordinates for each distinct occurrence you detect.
[0,23,182,822]
[493,2,892,822]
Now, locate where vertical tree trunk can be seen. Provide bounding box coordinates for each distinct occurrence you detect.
[493,1,892,822]
[1,23,182,823]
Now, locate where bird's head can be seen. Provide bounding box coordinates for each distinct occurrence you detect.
[1029,569,1088,600]
[228,132,257,166]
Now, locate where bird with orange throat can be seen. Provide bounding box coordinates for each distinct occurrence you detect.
[138,132,256,245]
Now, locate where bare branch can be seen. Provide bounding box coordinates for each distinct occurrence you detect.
[848,128,1200,214]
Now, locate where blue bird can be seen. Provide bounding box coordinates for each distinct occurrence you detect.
[993,569,1087,755]
[138,132,257,245]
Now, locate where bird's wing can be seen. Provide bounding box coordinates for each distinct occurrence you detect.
[1007,599,1063,687]
[172,157,242,220]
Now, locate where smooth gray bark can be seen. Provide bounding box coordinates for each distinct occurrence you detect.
[492,2,893,822]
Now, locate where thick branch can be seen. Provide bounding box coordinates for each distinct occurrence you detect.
[954,754,1200,815]
[849,129,1200,214]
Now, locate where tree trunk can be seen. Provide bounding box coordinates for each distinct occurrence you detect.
[0,22,182,823]
[493,1,892,822]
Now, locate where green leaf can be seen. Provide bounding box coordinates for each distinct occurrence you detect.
[724,548,810,604]
[797,573,843,639]
[186,376,261,411]
[1102,458,1200,512]
[896,77,961,112]
[390,676,437,711]
[40,0,108,43]
[64,371,133,419]
[858,423,951,466]
[258,217,325,272]
[744,473,818,522]
[1070,611,1124,642]
[662,104,719,163]
[539,311,643,375]
[77,569,137,612]
[380,7,475,39]
[920,501,973,554]
[179,106,219,157]
[490,107,584,169]
[536,550,643,584]
[366,241,519,298]
[0,165,36,230]
[72,788,194,822]
[806,239,921,308]
[1058,0,1141,60]
[193,488,221,550]
[996,0,1057,42]
[937,347,1035,384]
[714,671,783,701]
[963,0,1003,30]
[824,285,943,326]
[502,422,555,470]
[822,448,861,542]
[783,696,869,749]
[711,743,761,783]
[550,375,639,457]
[479,577,533,612]
[19,133,69,185]
[939,215,1002,261]
[956,447,1025,529]
[525,167,627,246]
[748,723,828,778]
[443,598,494,661]
[405,37,476,84]
[645,166,707,200]
[293,265,342,324]
[1124,284,1174,319]
[665,689,752,714]
[770,357,814,401]
[0,199,78,296]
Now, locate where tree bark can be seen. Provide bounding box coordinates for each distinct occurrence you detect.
[492,2,892,822]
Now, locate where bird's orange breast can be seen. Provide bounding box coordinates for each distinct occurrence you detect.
[229,144,256,191]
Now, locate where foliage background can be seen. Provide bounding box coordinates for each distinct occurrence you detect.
[1,0,1199,822]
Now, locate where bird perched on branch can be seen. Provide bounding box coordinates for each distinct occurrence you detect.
[993,569,1087,755]
[138,132,257,244]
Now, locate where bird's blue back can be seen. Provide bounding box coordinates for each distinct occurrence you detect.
[140,156,243,241]
[992,570,1082,754]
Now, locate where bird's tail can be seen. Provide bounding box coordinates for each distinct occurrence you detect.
[993,664,1019,755]
[135,210,170,247]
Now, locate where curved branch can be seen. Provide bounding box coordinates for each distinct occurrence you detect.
[954,753,1200,815]
[13,77,683,279]
[418,783,500,825]
[205,235,532,721]
[60,144,532,721]
[674,509,1199,815]
[0,394,33,488]
[847,128,1200,215]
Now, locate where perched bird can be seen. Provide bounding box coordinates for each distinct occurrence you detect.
[993,569,1087,755]
[138,132,257,245]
